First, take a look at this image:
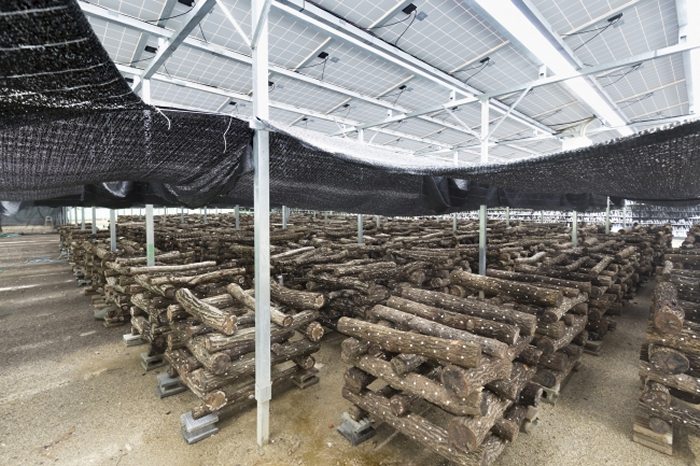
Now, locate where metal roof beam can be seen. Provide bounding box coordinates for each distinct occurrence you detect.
[129,0,179,64]
[78,1,507,148]
[342,40,700,133]
[133,0,217,93]
[117,64,453,151]
[466,0,632,136]
[273,0,555,135]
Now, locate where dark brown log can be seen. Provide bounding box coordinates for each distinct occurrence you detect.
[486,362,537,401]
[345,354,485,416]
[200,326,294,354]
[344,367,375,393]
[390,354,427,376]
[441,357,512,399]
[515,345,543,366]
[450,270,563,307]
[640,361,700,395]
[226,283,293,327]
[303,322,324,342]
[648,344,690,374]
[186,339,231,375]
[390,393,419,417]
[447,391,511,452]
[640,381,671,409]
[271,281,326,310]
[337,317,481,369]
[396,286,537,336]
[386,296,520,345]
[342,388,505,466]
[518,382,543,406]
[652,281,684,334]
[492,404,528,442]
[369,304,509,359]
[175,288,237,336]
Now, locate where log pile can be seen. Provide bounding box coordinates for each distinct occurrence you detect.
[338,283,545,465]
[634,232,700,455]
[164,281,324,420]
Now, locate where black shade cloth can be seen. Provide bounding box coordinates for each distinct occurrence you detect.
[0,0,698,215]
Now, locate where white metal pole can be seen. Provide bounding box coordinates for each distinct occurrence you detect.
[605,197,611,234]
[91,206,97,235]
[452,150,458,233]
[109,209,117,252]
[357,214,364,244]
[180,207,185,223]
[478,99,489,276]
[145,204,155,266]
[252,0,271,447]
[202,207,208,224]
[235,205,240,230]
[375,215,380,229]
[282,205,288,229]
[571,211,578,246]
[505,207,510,227]
[81,207,85,230]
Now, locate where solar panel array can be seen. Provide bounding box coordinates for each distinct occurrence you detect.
[82,0,692,165]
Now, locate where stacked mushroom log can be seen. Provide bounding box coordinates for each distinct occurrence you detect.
[635,234,700,454]
[125,261,247,357]
[449,271,587,403]
[100,250,195,326]
[165,281,325,420]
[494,226,670,352]
[338,278,547,465]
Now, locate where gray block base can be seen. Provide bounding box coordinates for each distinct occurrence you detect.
[140,352,165,371]
[156,372,187,398]
[337,412,375,446]
[180,411,219,444]
[122,333,145,347]
[292,369,319,389]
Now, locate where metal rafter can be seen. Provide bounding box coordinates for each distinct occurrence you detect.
[129,0,178,64]
[79,2,531,152]
[466,0,632,136]
[273,0,555,135]
[132,0,217,93]
[117,64,449,151]
[676,0,700,114]
[342,40,700,134]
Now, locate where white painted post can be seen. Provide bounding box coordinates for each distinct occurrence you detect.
[145,204,155,266]
[505,207,510,227]
[235,205,240,230]
[109,209,117,252]
[252,0,271,447]
[81,207,85,230]
[571,211,578,246]
[357,214,364,244]
[478,99,489,276]
[605,197,611,234]
[91,206,97,235]
[282,205,288,229]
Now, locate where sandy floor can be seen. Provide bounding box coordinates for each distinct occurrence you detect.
[0,234,689,465]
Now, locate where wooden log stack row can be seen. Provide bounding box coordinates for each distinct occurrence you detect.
[164,281,325,420]
[338,282,544,466]
[634,230,700,455]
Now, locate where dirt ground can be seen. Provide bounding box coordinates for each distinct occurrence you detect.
[0,234,691,465]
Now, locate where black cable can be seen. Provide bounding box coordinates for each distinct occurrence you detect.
[293,57,328,71]
[144,5,195,23]
[599,63,642,87]
[394,11,417,46]
[364,14,414,30]
[198,23,209,43]
[572,15,622,52]
[460,61,489,85]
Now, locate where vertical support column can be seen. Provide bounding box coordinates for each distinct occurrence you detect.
[478,99,489,276]
[357,214,364,244]
[235,205,240,230]
[452,150,458,233]
[202,207,208,224]
[145,204,155,266]
[282,206,288,229]
[180,207,185,223]
[571,211,578,246]
[605,197,611,234]
[252,0,271,447]
[375,215,380,230]
[109,209,117,252]
[91,206,97,236]
[505,207,510,227]
[81,207,86,230]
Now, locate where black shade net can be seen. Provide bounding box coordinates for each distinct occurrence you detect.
[1,0,698,215]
